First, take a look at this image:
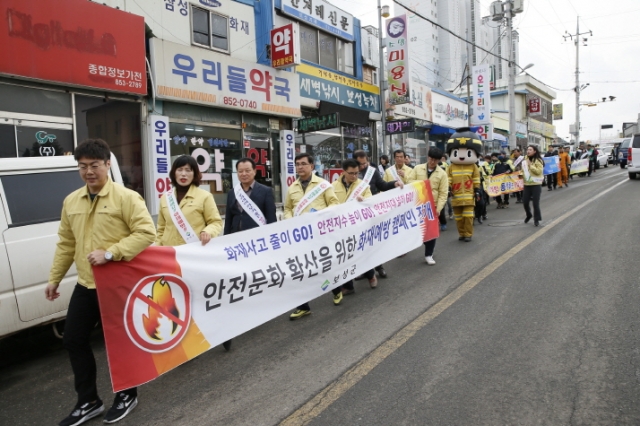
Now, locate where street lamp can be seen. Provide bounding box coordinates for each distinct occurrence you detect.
[378,0,389,156]
[518,63,534,74]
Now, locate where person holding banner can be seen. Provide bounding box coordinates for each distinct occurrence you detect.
[511,148,524,203]
[383,149,413,184]
[556,147,571,188]
[333,159,378,292]
[156,155,223,247]
[544,146,558,190]
[354,150,403,279]
[492,154,514,208]
[45,139,156,426]
[408,147,449,264]
[522,145,545,227]
[285,153,340,320]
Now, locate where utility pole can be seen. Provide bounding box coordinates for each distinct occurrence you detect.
[506,1,516,150]
[466,29,472,126]
[564,18,592,147]
[377,0,388,156]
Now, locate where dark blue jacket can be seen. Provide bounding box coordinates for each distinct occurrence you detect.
[223,182,277,235]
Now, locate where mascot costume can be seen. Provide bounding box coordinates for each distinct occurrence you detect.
[446,128,483,242]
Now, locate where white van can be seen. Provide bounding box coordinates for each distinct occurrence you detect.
[0,154,122,338]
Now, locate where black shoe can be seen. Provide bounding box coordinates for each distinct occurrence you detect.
[477,217,483,224]
[59,400,104,426]
[482,216,488,220]
[464,237,472,242]
[548,188,553,191]
[524,216,532,224]
[458,236,465,241]
[534,221,539,227]
[223,339,232,351]
[103,392,138,424]
[376,267,387,278]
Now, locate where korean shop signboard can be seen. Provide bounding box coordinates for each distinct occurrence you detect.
[0,0,146,95]
[386,118,415,135]
[471,64,491,124]
[386,14,410,105]
[271,23,301,69]
[150,39,301,118]
[296,113,340,133]
[280,0,354,41]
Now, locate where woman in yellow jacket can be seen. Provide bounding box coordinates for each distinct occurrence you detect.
[156,155,223,246]
[522,145,545,227]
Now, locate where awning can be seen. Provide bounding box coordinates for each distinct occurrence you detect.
[428,125,456,135]
[318,101,369,126]
[493,133,507,142]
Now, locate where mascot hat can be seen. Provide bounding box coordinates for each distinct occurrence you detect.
[446,127,484,156]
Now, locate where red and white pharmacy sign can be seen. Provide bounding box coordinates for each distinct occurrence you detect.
[271,23,300,69]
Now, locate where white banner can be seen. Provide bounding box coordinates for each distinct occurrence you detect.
[280,0,355,41]
[471,64,492,125]
[396,83,433,121]
[150,39,301,118]
[431,91,469,128]
[279,130,296,203]
[149,114,171,216]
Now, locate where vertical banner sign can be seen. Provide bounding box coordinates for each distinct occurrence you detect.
[477,124,493,141]
[529,97,541,116]
[471,64,491,125]
[386,14,410,105]
[271,23,301,69]
[279,130,296,203]
[93,180,439,392]
[149,115,171,216]
[553,104,563,120]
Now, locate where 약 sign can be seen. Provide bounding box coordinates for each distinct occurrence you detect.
[270,23,301,69]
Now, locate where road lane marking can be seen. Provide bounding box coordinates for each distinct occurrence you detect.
[280,178,630,426]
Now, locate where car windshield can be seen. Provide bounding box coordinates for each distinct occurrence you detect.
[621,140,631,149]
[633,135,640,148]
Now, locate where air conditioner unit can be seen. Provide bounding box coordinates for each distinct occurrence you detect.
[512,0,524,13]
[490,1,504,21]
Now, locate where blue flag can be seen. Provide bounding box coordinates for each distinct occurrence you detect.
[543,156,560,175]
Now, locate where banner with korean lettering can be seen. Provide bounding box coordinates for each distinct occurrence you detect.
[150,39,301,118]
[543,156,560,175]
[485,173,524,197]
[271,23,301,69]
[386,15,410,105]
[570,159,589,174]
[471,65,491,125]
[279,130,296,203]
[93,181,439,392]
[149,115,171,216]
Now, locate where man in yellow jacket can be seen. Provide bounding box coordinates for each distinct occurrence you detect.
[284,153,340,320]
[45,139,155,426]
[446,128,482,242]
[383,149,413,184]
[408,147,449,264]
[332,158,378,292]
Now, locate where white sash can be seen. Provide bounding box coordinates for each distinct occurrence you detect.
[294,179,331,217]
[165,189,200,244]
[512,156,524,168]
[234,185,267,226]
[388,166,400,182]
[377,164,385,176]
[580,151,589,160]
[347,166,375,202]
[522,159,543,184]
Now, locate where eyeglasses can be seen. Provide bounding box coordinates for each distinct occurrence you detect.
[345,171,359,176]
[77,162,105,171]
[295,163,311,167]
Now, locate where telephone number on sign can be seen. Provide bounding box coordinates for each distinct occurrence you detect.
[115,79,143,89]
[223,97,257,109]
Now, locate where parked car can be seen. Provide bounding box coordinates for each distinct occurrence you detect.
[0,153,123,339]
[618,138,631,168]
[596,147,610,168]
[628,134,640,180]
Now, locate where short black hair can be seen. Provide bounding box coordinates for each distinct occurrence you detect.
[74,139,110,162]
[353,150,368,160]
[170,155,202,187]
[342,158,359,170]
[393,149,405,157]
[295,152,313,164]
[427,147,444,160]
[236,157,256,170]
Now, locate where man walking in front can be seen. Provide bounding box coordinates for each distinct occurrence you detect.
[408,147,449,264]
[384,149,413,184]
[46,139,156,426]
[285,153,340,319]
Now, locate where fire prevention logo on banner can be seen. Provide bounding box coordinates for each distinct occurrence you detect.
[124,274,191,353]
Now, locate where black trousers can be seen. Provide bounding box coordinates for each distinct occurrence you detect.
[522,185,542,222]
[438,208,447,225]
[64,284,137,404]
[342,269,376,291]
[424,239,437,257]
[547,173,557,189]
[495,194,509,205]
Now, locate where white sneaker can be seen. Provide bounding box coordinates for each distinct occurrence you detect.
[425,256,436,265]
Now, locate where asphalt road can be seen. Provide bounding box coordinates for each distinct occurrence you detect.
[1,165,638,426]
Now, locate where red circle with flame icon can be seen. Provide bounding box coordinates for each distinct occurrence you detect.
[124,274,191,353]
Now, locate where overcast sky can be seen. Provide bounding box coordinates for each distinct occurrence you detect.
[332,0,640,142]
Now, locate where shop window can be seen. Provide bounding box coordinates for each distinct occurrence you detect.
[74,95,144,198]
[299,23,354,75]
[0,84,71,118]
[296,127,342,177]
[192,6,229,52]
[1,171,83,227]
[17,126,73,157]
[168,123,242,214]
[0,124,16,158]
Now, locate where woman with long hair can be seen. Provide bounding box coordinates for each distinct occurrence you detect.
[522,145,545,226]
[156,155,222,246]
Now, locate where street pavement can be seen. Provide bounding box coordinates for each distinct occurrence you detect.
[1,165,638,426]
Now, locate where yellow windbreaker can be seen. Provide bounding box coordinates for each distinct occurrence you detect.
[284,174,339,219]
[408,164,449,213]
[383,164,413,184]
[447,164,480,207]
[156,185,223,246]
[331,175,372,204]
[49,178,156,289]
